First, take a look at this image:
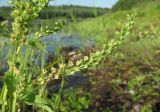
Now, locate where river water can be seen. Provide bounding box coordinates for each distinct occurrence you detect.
[43,33,94,52]
[0,33,95,89]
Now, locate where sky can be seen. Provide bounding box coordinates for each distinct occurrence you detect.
[0,0,118,8]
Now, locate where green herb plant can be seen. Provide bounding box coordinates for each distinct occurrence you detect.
[0,0,135,111]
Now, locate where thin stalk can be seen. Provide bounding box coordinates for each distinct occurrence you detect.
[8,44,22,112]
[55,64,65,110]
[2,83,8,112]
[12,91,17,112]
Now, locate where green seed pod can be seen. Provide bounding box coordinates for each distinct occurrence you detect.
[0,41,7,47]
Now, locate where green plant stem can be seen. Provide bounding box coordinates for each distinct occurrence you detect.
[55,70,65,110]
[39,84,47,97]
[8,45,22,112]
[12,92,17,112]
[2,83,8,112]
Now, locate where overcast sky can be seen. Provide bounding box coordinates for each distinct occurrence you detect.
[0,0,118,8]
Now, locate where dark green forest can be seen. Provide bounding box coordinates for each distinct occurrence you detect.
[0,5,108,20]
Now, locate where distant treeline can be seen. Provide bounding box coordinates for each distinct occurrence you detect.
[0,7,12,20]
[39,5,109,19]
[0,5,109,21]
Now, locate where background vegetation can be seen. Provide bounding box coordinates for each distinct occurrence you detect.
[0,5,108,20]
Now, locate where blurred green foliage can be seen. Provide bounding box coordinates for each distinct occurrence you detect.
[0,5,108,21]
[39,5,108,20]
[112,0,153,12]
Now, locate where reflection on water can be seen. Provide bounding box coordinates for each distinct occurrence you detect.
[43,33,95,52]
[0,33,95,89]
[0,33,95,69]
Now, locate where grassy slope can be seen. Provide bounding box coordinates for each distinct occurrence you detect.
[64,0,160,42]
[64,0,160,67]
[72,1,160,110]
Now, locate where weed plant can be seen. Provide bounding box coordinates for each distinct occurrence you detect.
[0,0,135,111]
